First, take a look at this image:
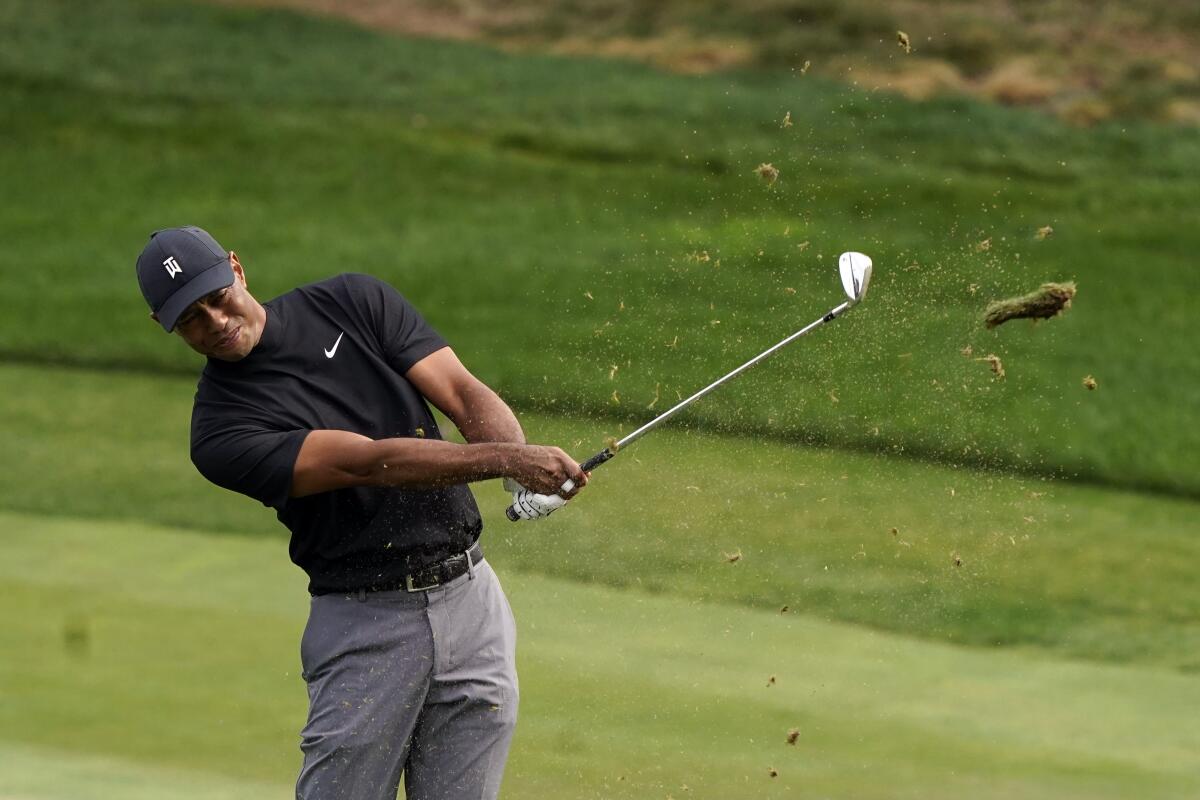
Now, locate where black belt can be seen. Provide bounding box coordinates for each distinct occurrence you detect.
[365,541,484,595]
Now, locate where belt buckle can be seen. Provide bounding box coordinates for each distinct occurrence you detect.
[405,572,440,592]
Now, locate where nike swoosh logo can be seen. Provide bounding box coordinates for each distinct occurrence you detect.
[324,332,344,359]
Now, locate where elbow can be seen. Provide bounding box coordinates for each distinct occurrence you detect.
[354,438,440,488]
[347,439,394,486]
[291,431,392,497]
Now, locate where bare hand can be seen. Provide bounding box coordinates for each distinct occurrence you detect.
[507,445,588,497]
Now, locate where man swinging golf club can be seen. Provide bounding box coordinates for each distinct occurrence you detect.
[135,225,585,800]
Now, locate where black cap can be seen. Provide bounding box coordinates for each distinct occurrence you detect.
[136,226,235,332]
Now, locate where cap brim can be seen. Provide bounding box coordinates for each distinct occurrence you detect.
[156,260,235,332]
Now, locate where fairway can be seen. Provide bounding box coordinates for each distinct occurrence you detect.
[3,512,1199,800]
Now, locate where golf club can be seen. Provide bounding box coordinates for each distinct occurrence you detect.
[507,251,873,521]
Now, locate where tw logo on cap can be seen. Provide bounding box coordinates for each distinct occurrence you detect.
[163,256,183,279]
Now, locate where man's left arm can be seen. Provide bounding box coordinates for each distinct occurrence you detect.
[405,347,527,446]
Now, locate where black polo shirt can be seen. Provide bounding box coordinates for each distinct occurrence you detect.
[190,273,483,595]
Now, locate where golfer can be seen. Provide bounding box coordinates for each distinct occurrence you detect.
[135,226,587,799]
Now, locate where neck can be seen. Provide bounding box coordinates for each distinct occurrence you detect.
[248,298,268,350]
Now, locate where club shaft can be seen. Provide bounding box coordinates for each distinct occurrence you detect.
[575,300,852,475]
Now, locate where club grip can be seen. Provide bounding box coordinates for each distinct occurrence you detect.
[580,448,616,472]
[506,448,616,522]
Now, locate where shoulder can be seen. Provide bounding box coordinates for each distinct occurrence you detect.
[323,272,391,293]
[190,368,244,432]
[286,273,400,304]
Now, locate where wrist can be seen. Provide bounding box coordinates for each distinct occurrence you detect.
[479,441,523,481]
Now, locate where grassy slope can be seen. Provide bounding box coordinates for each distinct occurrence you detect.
[3,513,1198,800]
[228,0,1200,121]
[4,363,1199,671]
[1,0,1199,495]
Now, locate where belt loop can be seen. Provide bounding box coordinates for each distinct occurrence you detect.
[357,588,367,602]
[466,546,476,580]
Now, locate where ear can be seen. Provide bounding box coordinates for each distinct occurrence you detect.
[229,251,245,285]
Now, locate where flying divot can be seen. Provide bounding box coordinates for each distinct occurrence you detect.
[984,282,1076,328]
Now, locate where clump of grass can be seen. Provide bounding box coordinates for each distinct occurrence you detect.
[754,162,779,185]
[984,282,1077,329]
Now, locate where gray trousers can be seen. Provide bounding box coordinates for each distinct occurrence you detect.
[296,558,518,800]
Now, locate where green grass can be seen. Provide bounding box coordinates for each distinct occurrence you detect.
[3,512,1198,799]
[2,4,1197,797]
[5,362,1199,671]
[1,0,1199,495]
[1,743,292,799]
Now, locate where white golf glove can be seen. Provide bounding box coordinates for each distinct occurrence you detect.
[504,478,575,521]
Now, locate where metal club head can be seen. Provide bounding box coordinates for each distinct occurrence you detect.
[839,251,873,305]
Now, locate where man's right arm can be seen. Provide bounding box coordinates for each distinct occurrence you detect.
[289,430,580,499]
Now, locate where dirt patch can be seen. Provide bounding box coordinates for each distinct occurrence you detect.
[216,0,487,40]
[845,59,966,101]
[980,58,1061,105]
[551,31,755,74]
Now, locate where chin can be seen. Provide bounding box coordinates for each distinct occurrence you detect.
[211,343,251,362]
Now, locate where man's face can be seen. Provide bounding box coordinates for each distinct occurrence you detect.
[159,254,264,361]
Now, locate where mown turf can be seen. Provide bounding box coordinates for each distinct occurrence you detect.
[1,742,291,800]
[4,363,1199,671]
[1,0,1199,495]
[3,513,1198,799]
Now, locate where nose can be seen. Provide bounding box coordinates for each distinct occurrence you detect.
[199,303,229,332]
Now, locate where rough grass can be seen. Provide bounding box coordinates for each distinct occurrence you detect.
[221,0,1200,121]
[4,363,1199,671]
[3,513,1198,799]
[1,0,1199,495]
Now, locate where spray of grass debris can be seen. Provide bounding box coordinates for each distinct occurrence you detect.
[984,282,1076,329]
[976,354,1005,379]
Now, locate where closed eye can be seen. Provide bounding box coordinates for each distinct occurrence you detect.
[176,288,231,328]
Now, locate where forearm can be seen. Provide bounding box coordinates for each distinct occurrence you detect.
[292,428,579,498]
[365,437,523,490]
[447,381,526,445]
